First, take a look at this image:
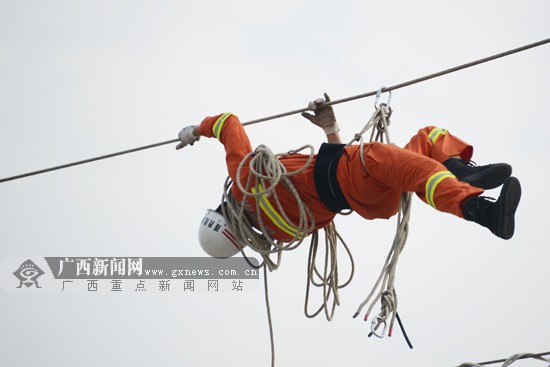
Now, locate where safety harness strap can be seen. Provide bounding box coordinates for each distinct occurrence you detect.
[313,143,352,212]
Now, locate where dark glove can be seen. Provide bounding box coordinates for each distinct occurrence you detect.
[301,93,339,134]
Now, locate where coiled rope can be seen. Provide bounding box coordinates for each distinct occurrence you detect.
[221,140,355,307]
[220,136,355,366]
[221,143,316,271]
[304,221,355,321]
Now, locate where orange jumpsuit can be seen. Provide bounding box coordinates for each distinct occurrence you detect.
[198,113,483,242]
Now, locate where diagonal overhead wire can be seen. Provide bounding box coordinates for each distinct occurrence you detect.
[457,351,550,367]
[1,37,549,184]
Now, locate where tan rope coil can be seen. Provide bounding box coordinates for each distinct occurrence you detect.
[221,143,316,270]
[304,221,355,321]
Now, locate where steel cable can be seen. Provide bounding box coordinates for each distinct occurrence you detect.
[1,37,549,184]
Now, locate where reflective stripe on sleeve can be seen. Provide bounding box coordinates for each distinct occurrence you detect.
[428,128,448,144]
[425,170,456,208]
[250,184,302,238]
[213,113,233,140]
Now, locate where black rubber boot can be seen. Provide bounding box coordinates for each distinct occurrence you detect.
[462,177,521,240]
[443,158,512,189]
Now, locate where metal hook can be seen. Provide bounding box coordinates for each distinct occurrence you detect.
[374,87,392,109]
[370,315,388,338]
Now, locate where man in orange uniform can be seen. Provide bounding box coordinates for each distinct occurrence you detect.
[177,97,521,246]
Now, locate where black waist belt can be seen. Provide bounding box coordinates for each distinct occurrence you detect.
[313,143,351,213]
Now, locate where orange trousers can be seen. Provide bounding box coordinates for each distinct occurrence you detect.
[198,114,483,242]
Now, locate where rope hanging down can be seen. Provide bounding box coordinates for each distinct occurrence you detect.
[1,37,549,184]
[348,100,414,348]
[220,141,355,367]
[304,221,355,321]
[219,144,316,367]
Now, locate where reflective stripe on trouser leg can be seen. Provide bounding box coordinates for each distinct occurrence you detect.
[250,184,303,239]
[425,170,456,208]
[212,113,233,140]
[428,127,448,144]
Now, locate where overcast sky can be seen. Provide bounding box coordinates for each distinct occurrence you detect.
[1,1,549,366]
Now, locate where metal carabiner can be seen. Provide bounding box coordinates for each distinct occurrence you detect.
[374,87,392,109]
[370,315,388,338]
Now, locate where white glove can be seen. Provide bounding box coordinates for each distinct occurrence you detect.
[176,125,200,150]
[301,93,340,135]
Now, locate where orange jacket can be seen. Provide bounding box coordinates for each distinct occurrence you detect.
[199,114,483,242]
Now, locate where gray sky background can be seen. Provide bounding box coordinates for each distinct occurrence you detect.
[1,1,549,366]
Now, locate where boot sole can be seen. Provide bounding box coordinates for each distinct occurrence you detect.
[495,177,521,240]
[462,164,512,190]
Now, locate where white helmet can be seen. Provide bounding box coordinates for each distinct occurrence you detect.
[198,209,243,258]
